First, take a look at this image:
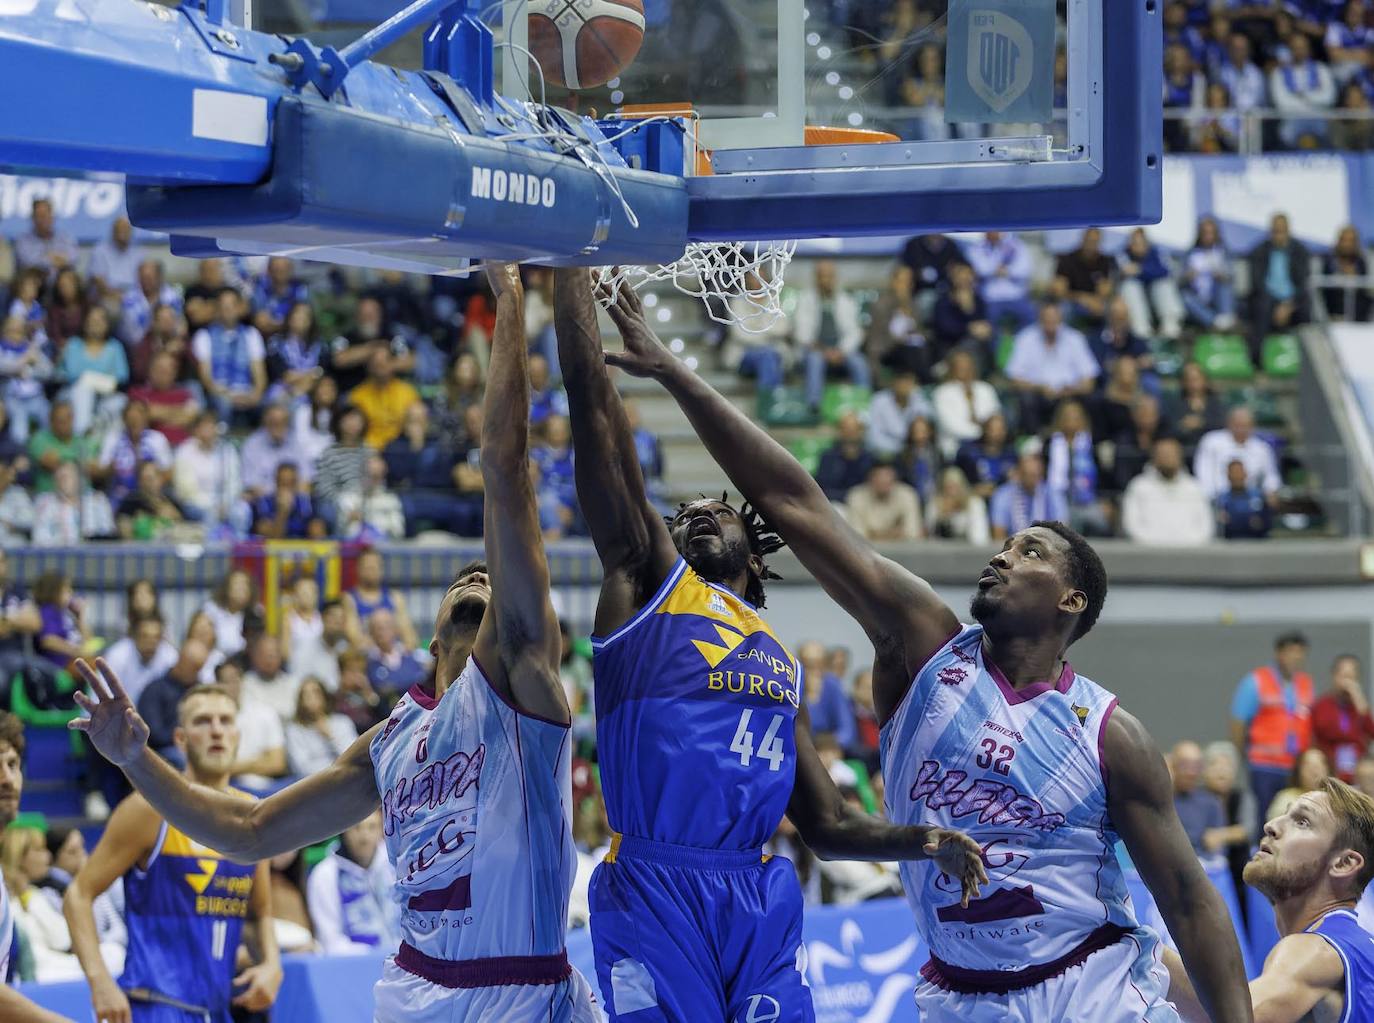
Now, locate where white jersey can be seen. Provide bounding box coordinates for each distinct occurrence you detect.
[370,655,576,963]
[881,624,1141,981]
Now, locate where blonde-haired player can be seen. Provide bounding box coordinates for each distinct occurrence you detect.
[1166,777,1374,1022]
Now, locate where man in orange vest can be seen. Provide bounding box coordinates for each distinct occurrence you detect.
[1230,631,1315,840]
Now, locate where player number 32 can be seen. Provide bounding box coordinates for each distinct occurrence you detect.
[730,708,786,771]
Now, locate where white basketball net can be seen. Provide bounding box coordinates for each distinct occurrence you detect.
[596,240,798,334]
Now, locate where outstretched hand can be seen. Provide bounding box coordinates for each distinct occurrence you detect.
[597,276,678,380]
[68,657,151,768]
[483,261,524,301]
[924,829,990,909]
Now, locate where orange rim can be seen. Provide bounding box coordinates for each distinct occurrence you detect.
[612,104,897,175]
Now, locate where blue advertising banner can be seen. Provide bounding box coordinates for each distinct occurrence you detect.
[21,867,1267,1022]
[945,0,1056,124]
[0,175,128,244]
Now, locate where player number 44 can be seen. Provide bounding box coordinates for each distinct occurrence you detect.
[730,708,786,771]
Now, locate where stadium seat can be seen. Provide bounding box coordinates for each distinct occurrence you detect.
[9,669,81,729]
[844,759,878,814]
[1194,335,1253,381]
[819,383,871,425]
[788,436,830,475]
[996,333,1015,372]
[758,386,818,427]
[1262,334,1300,378]
[303,838,339,870]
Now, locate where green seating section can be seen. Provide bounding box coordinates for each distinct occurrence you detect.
[788,436,830,475]
[819,383,871,425]
[1262,334,1300,378]
[1194,334,1253,381]
[758,386,817,427]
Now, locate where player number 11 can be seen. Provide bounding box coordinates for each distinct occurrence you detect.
[730,708,786,771]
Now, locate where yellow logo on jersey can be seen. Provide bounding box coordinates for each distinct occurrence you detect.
[184,858,218,895]
[692,623,746,668]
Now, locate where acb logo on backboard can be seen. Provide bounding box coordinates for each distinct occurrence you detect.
[945,0,1054,125]
[969,11,1034,114]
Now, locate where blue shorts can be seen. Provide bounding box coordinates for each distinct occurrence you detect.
[589,836,814,1022]
[127,998,228,1023]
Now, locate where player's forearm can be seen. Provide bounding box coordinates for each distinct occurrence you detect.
[0,986,71,1023]
[1163,868,1254,1023]
[553,269,655,561]
[655,358,823,512]
[62,883,116,989]
[1162,948,1209,1023]
[123,747,261,859]
[482,289,531,473]
[806,816,935,861]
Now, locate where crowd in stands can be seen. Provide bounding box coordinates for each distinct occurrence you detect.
[833,0,1374,153]
[1168,632,1374,920]
[0,200,658,547]
[721,210,1373,545]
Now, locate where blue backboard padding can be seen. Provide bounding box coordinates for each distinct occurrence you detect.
[127,96,689,267]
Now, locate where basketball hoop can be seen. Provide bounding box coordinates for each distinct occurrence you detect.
[594,115,895,333]
[596,240,798,335]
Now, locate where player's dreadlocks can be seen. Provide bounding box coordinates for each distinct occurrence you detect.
[668,492,786,607]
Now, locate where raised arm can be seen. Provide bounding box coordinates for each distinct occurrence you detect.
[1106,707,1252,1023]
[786,710,987,903]
[470,264,566,724]
[70,658,380,862]
[553,269,677,629]
[601,285,959,710]
[1164,935,1344,1023]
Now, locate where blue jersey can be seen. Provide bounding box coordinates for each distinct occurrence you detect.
[1310,907,1374,1023]
[590,558,801,850]
[120,820,257,1013]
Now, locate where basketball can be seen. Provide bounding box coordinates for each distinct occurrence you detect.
[527,0,645,90]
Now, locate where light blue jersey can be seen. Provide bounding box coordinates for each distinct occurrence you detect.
[881,624,1148,983]
[1310,907,1374,1023]
[370,655,575,964]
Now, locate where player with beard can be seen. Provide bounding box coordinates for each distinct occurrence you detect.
[64,684,280,1023]
[0,711,70,1023]
[1166,777,1374,1023]
[69,263,599,1022]
[554,269,986,1022]
[592,282,1252,1023]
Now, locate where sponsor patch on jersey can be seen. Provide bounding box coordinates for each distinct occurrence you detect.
[938,666,967,687]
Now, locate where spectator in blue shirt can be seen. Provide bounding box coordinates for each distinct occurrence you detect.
[528,353,569,426]
[119,259,183,346]
[60,306,129,435]
[815,412,874,502]
[364,608,427,697]
[1216,458,1272,539]
[955,412,1017,500]
[251,462,316,539]
[383,402,461,535]
[251,257,310,339]
[1245,213,1310,367]
[798,640,856,749]
[266,302,326,404]
[1169,740,1228,856]
[1116,228,1184,342]
[989,449,1069,539]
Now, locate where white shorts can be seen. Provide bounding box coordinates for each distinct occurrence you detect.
[373,957,604,1023]
[915,928,1180,1023]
